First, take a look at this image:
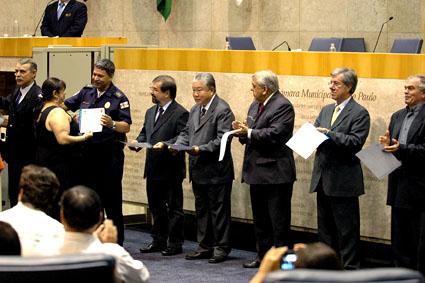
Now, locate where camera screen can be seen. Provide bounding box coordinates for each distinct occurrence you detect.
[281,253,297,270]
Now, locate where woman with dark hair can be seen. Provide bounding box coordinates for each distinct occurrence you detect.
[34,77,92,199]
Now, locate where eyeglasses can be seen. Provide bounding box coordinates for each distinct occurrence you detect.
[328,81,344,87]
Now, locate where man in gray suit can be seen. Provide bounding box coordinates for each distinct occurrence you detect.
[232,70,296,268]
[310,67,370,270]
[379,74,425,274]
[168,73,235,263]
[131,75,188,256]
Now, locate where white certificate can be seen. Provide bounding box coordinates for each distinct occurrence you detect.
[286,122,329,159]
[79,108,104,133]
[356,142,402,180]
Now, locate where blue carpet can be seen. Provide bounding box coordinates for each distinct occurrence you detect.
[124,228,258,282]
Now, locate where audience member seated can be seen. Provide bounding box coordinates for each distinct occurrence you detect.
[36,186,150,283]
[0,221,21,255]
[250,243,343,283]
[0,165,63,256]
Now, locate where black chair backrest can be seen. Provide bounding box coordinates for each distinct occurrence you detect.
[308,38,343,51]
[390,38,423,54]
[263,267,424,283]
[341,38,366,52]
[0,254,116,283]
[225,37,256,50]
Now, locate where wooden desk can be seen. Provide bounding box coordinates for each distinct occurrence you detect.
[114,48,425,80]
[0,37,127,57]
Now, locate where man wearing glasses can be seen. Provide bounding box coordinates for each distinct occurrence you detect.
[131,75,188,256]
[310,67,370,269]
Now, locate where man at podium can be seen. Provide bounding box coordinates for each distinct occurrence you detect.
[41,0,87,37]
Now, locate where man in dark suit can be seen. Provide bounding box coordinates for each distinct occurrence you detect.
[168,72,235,263]
[0,58,41,207]
[310,67,370,270]
[232,70,296,268]
[41,0,87,37]
[379,74,425,275]
[131,75,188,256]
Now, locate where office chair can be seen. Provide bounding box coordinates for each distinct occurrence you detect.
[225,37,256,50]
[390,38,423,54]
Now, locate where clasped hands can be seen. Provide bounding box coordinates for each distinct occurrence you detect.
[232,120,248,137]
[379,130,399,153]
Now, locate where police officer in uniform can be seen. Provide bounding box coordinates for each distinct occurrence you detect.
[63,58,131,245]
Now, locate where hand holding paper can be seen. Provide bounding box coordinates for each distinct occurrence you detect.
[285,122,329,159]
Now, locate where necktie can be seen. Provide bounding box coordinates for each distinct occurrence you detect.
[200,107,206,119]
[15,91,22,107]
[330,105,340,126]
[155,106,164,125]
[257,103,264,116]
[57,2,65,20]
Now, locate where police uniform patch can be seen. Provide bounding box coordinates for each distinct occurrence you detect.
[104,102,111,109]
[114,91,122,98]
[120,101,129,109]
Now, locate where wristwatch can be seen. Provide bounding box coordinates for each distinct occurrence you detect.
[112,121,116,130]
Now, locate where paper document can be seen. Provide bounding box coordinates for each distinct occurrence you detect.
[219,130,238,161]
[79,108,104,133]
[121,141,152,149]
[286,122,329,159]
[356,142,402,180]
[165,143,194,151]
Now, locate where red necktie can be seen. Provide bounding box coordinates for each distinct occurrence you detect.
[257,103,264,116]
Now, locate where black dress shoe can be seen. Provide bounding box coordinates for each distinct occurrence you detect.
[243,259,261,268]
[185,251,212,260]
[208,254,226,263]
[140,244,166,253]
[161,246,182,256]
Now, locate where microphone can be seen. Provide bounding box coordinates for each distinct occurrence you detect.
[372,16,394,53]
[272,41,291,51]
[32,0,56,37]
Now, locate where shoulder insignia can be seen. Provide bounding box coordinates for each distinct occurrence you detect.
[114,91,122,98]
[83,84,94,89]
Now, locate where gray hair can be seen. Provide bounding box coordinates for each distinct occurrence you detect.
[94,58,115,76]
[252,70,279,93]
[407,74,425,92]
[193,72,216,91]
[18,58,37,72]
[330,67,357,94]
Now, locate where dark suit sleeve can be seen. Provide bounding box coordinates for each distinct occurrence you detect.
[136,119,148,143]
[0,95,11,111]
[390,114,425,162]
[327,108,370,153]
[167,110,189,144]
[175,119,190,146]
[198,106,234,154]
[61,3,87,37]
[250,102,294,146]
[40,6,55,37]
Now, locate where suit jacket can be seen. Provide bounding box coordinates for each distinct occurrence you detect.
[387,105,425,210]
[176,95,235,185]
[239,92,296,185]
[136,100,189,181]
[0,83,41,163]
[41,0,87,37]
[309,98,370,197]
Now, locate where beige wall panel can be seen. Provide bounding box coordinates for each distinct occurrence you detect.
[122,0,160,32]
[257,31,299,51]
[388,0,422,33]
[212,0,260,33]
[299,0,347,32]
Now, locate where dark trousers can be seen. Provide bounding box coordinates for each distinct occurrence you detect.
[317,186,360,270]
[192,182,232,256]
[250,183,293,259]
[8,160,29,207]
[82,145,125,245]
[146,178,184,248]
[391,207,425,275]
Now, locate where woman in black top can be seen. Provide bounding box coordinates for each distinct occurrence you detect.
[34,78,92,214]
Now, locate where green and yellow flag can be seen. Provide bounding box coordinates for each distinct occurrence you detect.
[157,0,172,21]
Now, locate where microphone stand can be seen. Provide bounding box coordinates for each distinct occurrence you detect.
[373,17,393,53]
[272,41,291,51]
